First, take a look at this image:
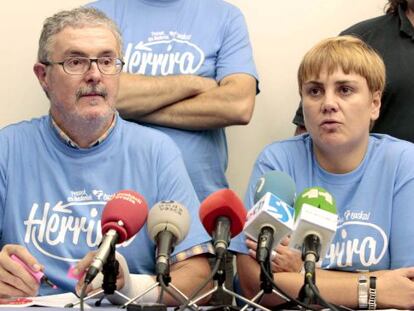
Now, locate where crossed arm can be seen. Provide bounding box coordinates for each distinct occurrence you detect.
[117,73,257,130]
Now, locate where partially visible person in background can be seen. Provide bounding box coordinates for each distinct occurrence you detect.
[293,0,414,142]
[87,0,259,305]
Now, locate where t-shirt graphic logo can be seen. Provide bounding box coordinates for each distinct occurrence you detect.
[124,31,205,76]
[24,200,105,262]
[323,221,388,269]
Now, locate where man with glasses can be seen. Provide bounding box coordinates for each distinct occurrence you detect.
[0,7,211,304]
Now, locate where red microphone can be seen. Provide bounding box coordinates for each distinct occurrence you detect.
[199,189,246,258]
[85,190,148,284]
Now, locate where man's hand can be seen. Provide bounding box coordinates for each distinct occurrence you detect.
[0,245,42,297]
[74,251,126,296]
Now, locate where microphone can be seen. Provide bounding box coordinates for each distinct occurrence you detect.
[199,189,246,259]
[254,170,296,205]
[147,201,191,276]
[289,187,338,279]
[84,190,148,284]
[244,171,296,262]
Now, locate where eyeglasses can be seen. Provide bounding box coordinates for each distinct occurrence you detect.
[41,57,125,75]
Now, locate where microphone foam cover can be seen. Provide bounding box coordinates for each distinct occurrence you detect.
[199,189,246,238]
[147,201,191,244]
[254,170,296,205]
[294,187,337,219]
[101,190,148,243]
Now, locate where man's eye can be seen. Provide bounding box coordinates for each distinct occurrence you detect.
[67,58,83,66]
[99,58,113,66]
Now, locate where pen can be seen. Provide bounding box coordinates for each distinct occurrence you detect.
[11,254,58,289]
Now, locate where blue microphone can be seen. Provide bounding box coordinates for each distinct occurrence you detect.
[244,170,296,262]
[254,170,296,205]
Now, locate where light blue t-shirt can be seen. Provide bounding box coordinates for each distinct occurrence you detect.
[233,134,414,271]
[0,115,210,295]
[88,0,259,201]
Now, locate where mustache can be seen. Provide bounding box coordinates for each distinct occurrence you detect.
[76,85,108,100]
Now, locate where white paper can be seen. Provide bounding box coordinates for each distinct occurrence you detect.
[0,292,91,308]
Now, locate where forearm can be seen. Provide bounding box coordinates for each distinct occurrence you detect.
[237,254,386,308]
[106,255,211,306]
[117,73,217,117]
[165,255,212,306]
[138,74,257,130]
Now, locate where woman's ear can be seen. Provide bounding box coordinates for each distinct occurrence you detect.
[370,90,381,121]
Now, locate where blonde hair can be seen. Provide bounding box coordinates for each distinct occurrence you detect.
[298,35,385,95]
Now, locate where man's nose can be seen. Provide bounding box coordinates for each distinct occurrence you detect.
[83,61,102,83]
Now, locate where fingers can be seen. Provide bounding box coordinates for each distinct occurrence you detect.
[74,251,126,296]
[248,248,256,259]
[74,251,96,278]
[0,245,40,296]
[245,239,258,252]
[279,236,290,246]
[76,272,102,297]
[74,251,97,296]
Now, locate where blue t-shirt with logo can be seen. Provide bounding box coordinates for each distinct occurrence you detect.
[234,134,414,271]
[88,0,259,201]
[0,115,210,295]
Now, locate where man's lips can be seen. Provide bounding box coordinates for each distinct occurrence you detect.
[81,93,103,97]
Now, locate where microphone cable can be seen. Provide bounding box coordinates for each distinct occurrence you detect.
[259,261,319,311]
[158,274,188,307]
[177,256,222,311]
[305,274,348,311]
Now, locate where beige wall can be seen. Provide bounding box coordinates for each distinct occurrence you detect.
[0,0,384,197]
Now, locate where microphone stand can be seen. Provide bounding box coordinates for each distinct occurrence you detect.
[240,227,290,311]
[239,255,288,311]
[66,249,131,308]
[121,255,198,310]
[298,235,320,306]
[297,259,317,306]
[183,252,272,311]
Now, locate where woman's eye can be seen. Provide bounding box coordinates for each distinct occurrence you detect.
[309,88,321,96]
[339,86,353,95]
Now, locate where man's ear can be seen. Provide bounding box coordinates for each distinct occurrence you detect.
[33,63,49,93]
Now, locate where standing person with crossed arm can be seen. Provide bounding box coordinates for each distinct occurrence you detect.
[87,0,259,305]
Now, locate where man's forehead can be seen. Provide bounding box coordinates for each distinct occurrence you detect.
[51,26,119,56]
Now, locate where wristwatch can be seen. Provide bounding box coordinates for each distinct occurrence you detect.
[368,276,377,310]
[358,275,369,309]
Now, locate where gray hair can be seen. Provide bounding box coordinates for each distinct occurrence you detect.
[37,7,123,62]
